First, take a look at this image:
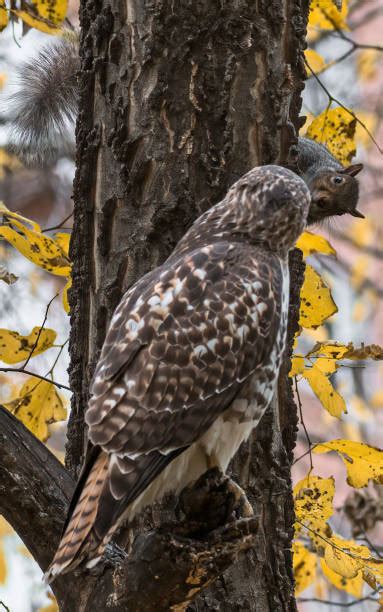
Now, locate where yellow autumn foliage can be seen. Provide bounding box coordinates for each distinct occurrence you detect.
[0,327,56,364]
[34,0,67,25]
[308,342,349,360]
[304,49,326,75]
[296,231,336,259]
[299,265,338,329]
[13,9,62,34]
[294,474,335,532]
[308,0,349,32]
[0,203,71,276]
[293,542,317,595]
[62,276,71,314]
[0,0,8,31]
[306,107,356,165]
[324,536,370,579]
[290,355,305,377]
[320,558,363,598]
[303,358,346,418]
[314,440,383,488]
[3,378,67,442]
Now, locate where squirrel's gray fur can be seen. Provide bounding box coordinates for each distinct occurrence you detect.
[297,136,342,181]
[294,137,364,223]
[6,34,364,222]
[8,34,79,165]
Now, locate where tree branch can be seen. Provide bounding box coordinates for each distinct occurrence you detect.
[0,404,76,604]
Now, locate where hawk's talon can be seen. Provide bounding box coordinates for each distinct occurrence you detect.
[225,477,254,520]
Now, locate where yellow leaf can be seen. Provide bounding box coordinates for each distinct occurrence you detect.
[62,276,71,314]
[362,558,383,590]
[294,474,335,536]
[320,558,363,598]
[54,232,70,256]
[0,206,71,276]
[0,540,6,584]
[0,327,56,365]
[293,542,317,595]
[296,231,336,259]
[309,0,349,31]
[314,440,383,488]
[357,49,379,82]
[324,535,370,579]
[308,342,349,360]
[0,0,8,31]
[304,49,326,75]
[290,355,305,377]
[299,265,337,329]
[305,107,356,165]
[38,593,59,612]
[3,378,67,442]
[33,0,67,25]
[0,202,40,231]
[13,9,62,34]
[303,359,346,418]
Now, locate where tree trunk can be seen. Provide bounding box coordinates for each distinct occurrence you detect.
[0,1,309,611]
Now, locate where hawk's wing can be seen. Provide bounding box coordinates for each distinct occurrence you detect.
[86,241,283,459]
[45,241,284,580]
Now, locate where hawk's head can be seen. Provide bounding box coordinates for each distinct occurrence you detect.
[225,165,310,254]
[174,165,310,259]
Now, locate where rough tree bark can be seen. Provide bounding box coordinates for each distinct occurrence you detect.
[0,1,309,611]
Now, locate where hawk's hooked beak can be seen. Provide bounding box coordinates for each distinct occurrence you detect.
[348,209,365,219]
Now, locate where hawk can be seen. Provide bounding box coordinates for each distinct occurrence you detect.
[45,165,310,582]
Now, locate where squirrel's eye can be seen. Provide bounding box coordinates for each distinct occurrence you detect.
[332,175,345,185]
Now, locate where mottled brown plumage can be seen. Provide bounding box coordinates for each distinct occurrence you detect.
[45,165,310,582]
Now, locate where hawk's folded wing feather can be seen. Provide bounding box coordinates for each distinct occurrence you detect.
[86,241,282,458]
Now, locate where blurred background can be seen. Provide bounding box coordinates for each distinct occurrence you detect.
[0,1,382,610]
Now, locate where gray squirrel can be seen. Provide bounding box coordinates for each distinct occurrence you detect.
[7,35,364,223]
[293,137,364,224]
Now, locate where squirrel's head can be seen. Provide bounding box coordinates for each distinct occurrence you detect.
[307,163,364,224]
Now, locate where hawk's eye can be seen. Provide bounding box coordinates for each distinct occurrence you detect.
[331,175,345,185]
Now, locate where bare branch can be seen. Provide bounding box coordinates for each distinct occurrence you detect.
[43,211,74,233]
[0,367,71,391]
[21,293,58,370]
[305,58,383,154]
[297,595,379,607]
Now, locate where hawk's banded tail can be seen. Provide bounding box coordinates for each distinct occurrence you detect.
[45,447,183,583]
[44,450,109,583]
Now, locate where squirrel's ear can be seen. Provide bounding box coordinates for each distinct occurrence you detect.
[342,163,364,177]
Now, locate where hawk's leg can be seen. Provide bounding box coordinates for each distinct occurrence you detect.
[177,468,253,537]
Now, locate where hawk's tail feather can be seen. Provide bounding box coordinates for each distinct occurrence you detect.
[44,450,108,583]
[45,447,187,583]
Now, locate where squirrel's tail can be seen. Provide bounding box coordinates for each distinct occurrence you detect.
[8,32,79,165]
